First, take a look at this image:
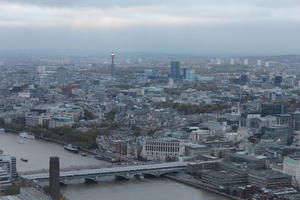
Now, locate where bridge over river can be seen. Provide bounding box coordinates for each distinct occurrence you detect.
[21,161,217,184]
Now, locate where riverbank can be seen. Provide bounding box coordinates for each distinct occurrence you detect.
[0,133,106,172]
[3,128,135,164]
[165,174,243,200]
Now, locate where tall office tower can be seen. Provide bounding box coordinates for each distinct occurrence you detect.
[49,157,60,200]
[110,52,115,76]
[170,61,181,79]
[182,68,187,79]
[265,61,270,67]
[240,74,248,84]
[274,76,283,86]
[293,112,300,131]
[257,59,262,66]
[244,59,249,65]
[185,69,196,82]
[230,58,235,65]
[56,67,68,87]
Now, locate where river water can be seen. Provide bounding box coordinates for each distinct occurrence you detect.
[0,133,227,200]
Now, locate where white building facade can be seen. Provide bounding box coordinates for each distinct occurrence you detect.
[141,138,185,161]
[283,156,300,185]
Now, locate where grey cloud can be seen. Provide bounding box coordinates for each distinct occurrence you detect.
[0,0,299,55]
[3,0,300,8]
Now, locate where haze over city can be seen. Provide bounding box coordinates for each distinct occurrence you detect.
[0,0,300,55]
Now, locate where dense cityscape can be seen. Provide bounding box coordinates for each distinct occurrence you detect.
[1,52,300,199]
[1,0,300,200]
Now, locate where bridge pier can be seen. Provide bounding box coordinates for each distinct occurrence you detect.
[59,178,69,186]
[85,178,98,184]
[134,174,144,180]
[115,174,133,180]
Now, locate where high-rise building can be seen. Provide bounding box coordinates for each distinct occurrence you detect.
[170,61,181,79]
[274,76,283,86]
[110,52,115,76]
[49,157,60,200]
[240,74,248,84]
[293,112,300,131]
[0,155,17,188]
[56,67,68,86]
[265,61,270,67]
[257,59,262,66]
[230,58,235,65]
[185,69,196,82]
[244,59,249,65]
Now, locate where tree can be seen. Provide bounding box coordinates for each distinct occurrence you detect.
[3,185,20,195]
[105,109,117,121]
[82,109,97,120]
[165,156,176,162]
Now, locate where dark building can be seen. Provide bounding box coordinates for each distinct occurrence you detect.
[240,74,248,84]
[247,169,292,188]
[201,170,248,187]
[170,61,181,79]
[182,68,187,79]
[240,113,248,127]
[274,76,283,85]
[261,76,269,83]
[261,103,285,117]
[49,157,60,200]
[293,112,300,131]
[261,125,293,145]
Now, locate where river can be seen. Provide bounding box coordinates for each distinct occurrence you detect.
[0,133,227,200]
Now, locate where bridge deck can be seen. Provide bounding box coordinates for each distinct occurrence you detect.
[21,161,191,180]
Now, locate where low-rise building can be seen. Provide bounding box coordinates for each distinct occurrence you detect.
[248,169,292,188]
[49,116,74,128]
[283,152,300,185]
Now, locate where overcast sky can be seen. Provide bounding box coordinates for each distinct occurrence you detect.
[0,0,300,55]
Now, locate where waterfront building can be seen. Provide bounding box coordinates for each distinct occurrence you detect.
[201,170,248,187]
[0,155,17,188]
[141,138,185,161]
[247,169,292,188]
[49,116,74,128]
[0,187,52,200]
[184,144,210,157]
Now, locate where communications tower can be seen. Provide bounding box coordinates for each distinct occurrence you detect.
[110,51,115,76]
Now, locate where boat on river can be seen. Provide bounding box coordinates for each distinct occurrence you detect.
[64,144,79,153]
[19,131,35,140]
[20,158,28,162]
